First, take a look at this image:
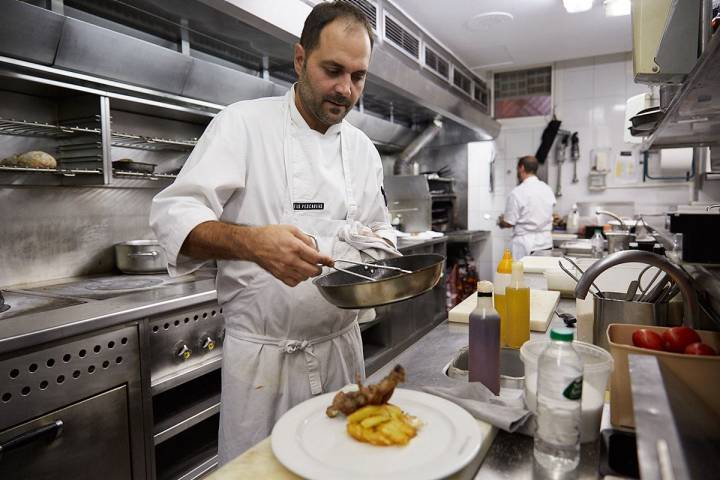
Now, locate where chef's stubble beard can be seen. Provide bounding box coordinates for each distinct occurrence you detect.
[297,64,353,127]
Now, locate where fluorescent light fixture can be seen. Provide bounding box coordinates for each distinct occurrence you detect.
[604,0,630,17]
[563,0,593,13]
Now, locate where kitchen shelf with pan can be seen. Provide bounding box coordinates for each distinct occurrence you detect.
[642,31,720,149]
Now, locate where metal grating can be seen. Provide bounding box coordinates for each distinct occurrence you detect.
[495,66,552,99]
[341,0,377,30]
[453,68,472,96]
[384,14,420,59]
[424,47,450,80]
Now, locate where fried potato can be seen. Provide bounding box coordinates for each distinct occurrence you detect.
[345,404,419,447]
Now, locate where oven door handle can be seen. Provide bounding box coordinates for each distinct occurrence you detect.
[0,419,63,460]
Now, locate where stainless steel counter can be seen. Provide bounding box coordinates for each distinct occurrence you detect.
[367,294,604,480]
[0,278,217,355]
[0,237,448,356]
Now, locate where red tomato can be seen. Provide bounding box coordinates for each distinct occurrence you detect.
[632,329,664,351]
[684,342,717,356]
[662,326,701,353]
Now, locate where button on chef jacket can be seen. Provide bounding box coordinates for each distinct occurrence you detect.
[149,87,396,463]
[503,175,556,259]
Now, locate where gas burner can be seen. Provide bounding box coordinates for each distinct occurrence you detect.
[84,277,165,292]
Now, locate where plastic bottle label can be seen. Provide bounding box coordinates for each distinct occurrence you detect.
[562,376,583,400]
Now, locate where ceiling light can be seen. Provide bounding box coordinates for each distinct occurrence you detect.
[465,12,514,31]
[603,0,630,17]
[563,0,593,13]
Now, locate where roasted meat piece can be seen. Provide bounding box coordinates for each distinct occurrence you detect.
[326,364,405,417]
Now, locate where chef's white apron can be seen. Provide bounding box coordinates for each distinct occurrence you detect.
[217,100,366,464]
[510,231,553,259]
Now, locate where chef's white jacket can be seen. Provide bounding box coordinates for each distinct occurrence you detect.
[150,88,395,305]
[504,175,556,259]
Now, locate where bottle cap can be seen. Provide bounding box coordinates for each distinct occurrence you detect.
[476,280,494,294]
[550,327,574,342]
[510,261,524,281]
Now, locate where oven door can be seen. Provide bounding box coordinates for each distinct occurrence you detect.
[0,385,132,480]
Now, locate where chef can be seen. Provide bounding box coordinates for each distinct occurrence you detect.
[149,2,396,464]
[497,155,556,259]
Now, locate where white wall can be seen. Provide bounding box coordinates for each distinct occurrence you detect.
[468,52,695,269]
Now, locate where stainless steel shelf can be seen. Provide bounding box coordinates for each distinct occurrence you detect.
[113,170,177,181]
[111,132,196,152]
[642,32,720,149]
[0,165,101,176]
[153,394,221,446]
[0,117,101,138]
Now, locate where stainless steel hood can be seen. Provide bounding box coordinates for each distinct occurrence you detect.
[197,0,500,139]
[0,0,496,148]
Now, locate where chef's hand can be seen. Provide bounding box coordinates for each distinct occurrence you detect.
[247,225,333,287]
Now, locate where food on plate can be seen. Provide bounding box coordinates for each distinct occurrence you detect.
[346,403,419,446]
[662,326,701,353]
[0,151,57,169]
[326,364,405,418]
[631,328,664,351]
[684,342,717,356]
[325,365,420,446]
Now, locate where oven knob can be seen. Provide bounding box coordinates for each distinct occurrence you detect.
[201,336,216,352]
[176,343,192,361]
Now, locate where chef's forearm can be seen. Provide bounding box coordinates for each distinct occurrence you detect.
[181,221,256,261]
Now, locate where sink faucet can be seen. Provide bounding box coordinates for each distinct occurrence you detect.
[574,250,700,328]
[595,209,626,228]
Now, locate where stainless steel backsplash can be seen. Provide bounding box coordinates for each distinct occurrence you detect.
[0,186,159,287]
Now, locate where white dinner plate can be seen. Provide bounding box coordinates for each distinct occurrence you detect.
[271,388,483,480]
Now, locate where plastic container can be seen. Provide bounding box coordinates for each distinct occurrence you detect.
[606,323,720,428]
[521,339,613,443]
[566,204,580,234]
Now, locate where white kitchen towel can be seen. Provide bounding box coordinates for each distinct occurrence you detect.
[422,383,534,435]
[338,221,401,259]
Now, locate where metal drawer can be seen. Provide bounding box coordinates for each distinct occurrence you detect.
[0,385,132,480]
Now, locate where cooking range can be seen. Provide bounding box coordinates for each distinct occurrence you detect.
[0,272,206,319]
[0,270,226,479]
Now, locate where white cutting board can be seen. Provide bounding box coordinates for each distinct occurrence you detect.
[448,289,560,332]
[520,256,565,273]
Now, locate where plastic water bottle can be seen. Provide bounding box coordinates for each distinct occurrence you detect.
[533,328,583,473]
[591,230,604,258]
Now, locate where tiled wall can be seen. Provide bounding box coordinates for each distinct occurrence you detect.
[467,52,695,271]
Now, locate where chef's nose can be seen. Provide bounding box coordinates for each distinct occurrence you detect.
[335,74,352,98]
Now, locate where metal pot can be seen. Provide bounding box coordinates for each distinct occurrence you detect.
[312,254,444,309]
[114,240,168,274]
[605,231,632,254]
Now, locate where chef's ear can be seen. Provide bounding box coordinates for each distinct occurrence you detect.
[294,43,306,77]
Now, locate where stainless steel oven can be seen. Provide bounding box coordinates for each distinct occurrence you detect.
[0,325,145,479]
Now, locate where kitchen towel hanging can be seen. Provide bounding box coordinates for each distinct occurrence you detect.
[535,118,562,164]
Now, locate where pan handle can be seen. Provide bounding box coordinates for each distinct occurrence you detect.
[128,251,159,257]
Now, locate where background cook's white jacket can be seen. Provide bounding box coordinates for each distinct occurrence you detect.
[150,89,396,463]
[503,175,556,259]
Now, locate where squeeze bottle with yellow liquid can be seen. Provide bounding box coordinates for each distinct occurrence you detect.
[493,249,513,346]
[505,261,530,349]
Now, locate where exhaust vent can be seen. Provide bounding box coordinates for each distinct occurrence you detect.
[424,46,450,80]
[342,0,377,30]
[384,13,420,59]
[453,68,472,96]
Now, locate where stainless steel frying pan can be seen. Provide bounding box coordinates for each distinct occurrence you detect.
[312,254,445,309]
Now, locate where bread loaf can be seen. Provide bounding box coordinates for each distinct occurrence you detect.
[0,151,57,169]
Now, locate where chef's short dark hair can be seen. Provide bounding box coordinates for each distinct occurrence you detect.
[300,1,375,55]
[518,156,539,174]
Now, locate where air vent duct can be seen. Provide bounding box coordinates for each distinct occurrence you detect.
[384,13,420,59]
[341,0,377,30]
[424,46,450,80]
[453,69,472,96]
